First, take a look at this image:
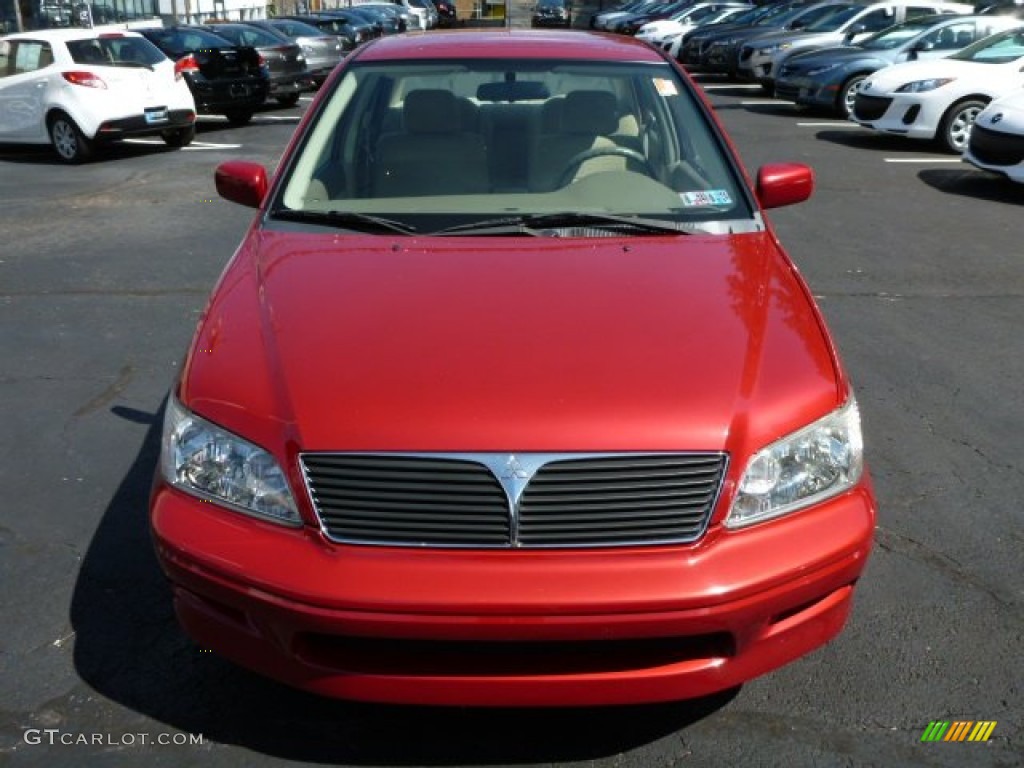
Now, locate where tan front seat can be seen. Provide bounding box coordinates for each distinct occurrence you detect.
[529,90,637,192]
[373,89,489,197]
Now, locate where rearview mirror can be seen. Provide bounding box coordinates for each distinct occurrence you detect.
[756,163,814,209]
[215,161,269,209]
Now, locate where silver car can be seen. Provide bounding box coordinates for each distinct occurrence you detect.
[243,19,349,88]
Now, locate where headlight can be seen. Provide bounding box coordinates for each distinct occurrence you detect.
[895,77,955,93]
[161,397,300,525]
[807,62,841,76]
[757,42,791,55]
[725,399,864,529]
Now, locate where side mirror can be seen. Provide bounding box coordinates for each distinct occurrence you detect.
[215,161,269,209]
[756,163,814,209]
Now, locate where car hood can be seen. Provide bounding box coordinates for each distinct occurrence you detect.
[785,45,877,67]
[862,57,1014,92]
[746,30,840,48]
[976,89,1024,130]
[181,231,841,456]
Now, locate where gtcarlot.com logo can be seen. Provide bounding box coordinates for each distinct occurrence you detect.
[921,721,997,743]
[23,729,203,747]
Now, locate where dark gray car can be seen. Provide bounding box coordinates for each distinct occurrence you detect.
[244,19,350,88]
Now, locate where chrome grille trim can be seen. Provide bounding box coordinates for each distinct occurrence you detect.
[301,452,728,549]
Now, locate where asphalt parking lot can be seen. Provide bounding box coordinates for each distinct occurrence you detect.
[1,78,1022,768]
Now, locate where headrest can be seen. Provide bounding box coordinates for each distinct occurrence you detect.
[540,96,565,132]
[404,90,458,133]
[561,90,619,135]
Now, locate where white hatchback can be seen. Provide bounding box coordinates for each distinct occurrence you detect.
[850,26,1024,152]
[0,28,196,163]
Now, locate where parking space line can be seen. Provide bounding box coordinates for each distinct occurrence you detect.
[700,83,763,90]
[120,138,243,149]
[883,157,964,163]
[796,122,861,128]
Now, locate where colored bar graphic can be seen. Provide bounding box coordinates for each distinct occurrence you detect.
[921,720,996,742]
[969,722,998,742]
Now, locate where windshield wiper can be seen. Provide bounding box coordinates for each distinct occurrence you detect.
[272,209,418,235]
[430,212,697,236]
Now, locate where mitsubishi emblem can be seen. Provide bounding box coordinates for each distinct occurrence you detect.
[501,454,530,480]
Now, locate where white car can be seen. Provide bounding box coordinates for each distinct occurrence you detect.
[636,3,751,45]
[963,88,1024,181]
[851,26,1024,152]
[0,28,196,163]
[662,6,755,58]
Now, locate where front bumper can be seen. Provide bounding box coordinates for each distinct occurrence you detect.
[151,477,875,706]
[775,75,837,109]
[851,92,940,141]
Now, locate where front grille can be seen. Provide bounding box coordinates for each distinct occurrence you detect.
[968,124,1024,166]
[295,632,736,676]
[302,452,727,548]
[852,93,891,121]
[739,46,752,61]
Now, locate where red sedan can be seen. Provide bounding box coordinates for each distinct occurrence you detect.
[151,30,876,707]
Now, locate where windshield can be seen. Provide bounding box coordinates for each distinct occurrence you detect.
[208,24,287,47]
[275,58,756,235]
[859,16,944,49]
[268,19,326,37]
[951,26,1024,61]
[802,4,869,32]
[67,34,166,67]
[792,3,861,31]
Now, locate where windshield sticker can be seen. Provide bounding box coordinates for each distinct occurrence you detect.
[653,78,678,97]
[680,190,732,207]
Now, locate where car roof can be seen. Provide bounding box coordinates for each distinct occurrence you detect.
[2,28,146,42]
[354,29,667,62]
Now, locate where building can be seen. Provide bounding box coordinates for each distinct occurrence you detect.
[1,0,267,33]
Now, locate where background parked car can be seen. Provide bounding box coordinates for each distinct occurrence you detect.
[737,0,974,93]
[434,0,458,26]
[963,86,1024,179]
[692,0,843,78]
[851,25,1024,151]
[663,6,758,58]
[201,22,312,107]
[775,13,1024,116]
[678,0,819,72]
[245,18,351,87]
[0,28,195,162]
[279,12,377,49]
[138,26,268,126]
[636,2,754,46]
[532,0,573,27]
[611,0,695,34]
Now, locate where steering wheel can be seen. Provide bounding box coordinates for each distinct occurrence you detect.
[556,146,658,188]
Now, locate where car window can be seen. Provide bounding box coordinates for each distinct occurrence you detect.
[904,6,941,20]
[214,26,283,47]
[859,16,938,48]
[277,59,755,234]
[952,26,1024,60]
[67,35,165,67]
[3,40,53,75]
[920,20,977,48]
[853,7,899,33]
